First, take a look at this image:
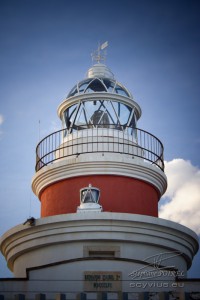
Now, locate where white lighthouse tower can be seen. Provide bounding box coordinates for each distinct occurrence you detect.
[0,44,199,296]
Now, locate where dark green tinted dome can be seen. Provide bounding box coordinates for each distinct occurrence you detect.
[67,63,133,99]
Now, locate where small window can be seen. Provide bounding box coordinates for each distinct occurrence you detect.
[84,246,120,258]
[89,251,115,257]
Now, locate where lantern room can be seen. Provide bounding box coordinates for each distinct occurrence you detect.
[58,62,141,141]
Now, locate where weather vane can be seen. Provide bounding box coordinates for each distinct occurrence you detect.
[91,41,108,64]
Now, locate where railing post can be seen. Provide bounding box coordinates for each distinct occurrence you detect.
[118,292,128,300]
[97,292,107,300]
[56,294,66,300]
[76,293,87,300]
[159,292,169,300]
[14,295,25,300]
[35,126,164,172]
[184,293,190,300]
[138,292,149,300]
[35,294,46,300]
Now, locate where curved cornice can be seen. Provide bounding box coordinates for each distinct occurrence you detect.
[0,213,198,273]
[57,93,142,120]
[32,155,167,198]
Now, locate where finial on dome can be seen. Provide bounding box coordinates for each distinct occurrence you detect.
[91,41,108,64]
[86,42,114,79]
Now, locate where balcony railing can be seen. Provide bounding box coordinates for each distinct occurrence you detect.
[35,126,164,172]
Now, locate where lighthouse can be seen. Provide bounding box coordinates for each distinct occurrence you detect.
[0,44,199,296]
[33,44,166,218]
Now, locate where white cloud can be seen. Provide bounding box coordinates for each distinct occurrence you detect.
[159,159,200,235]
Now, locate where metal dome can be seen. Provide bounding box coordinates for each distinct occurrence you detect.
[86,63,114,79]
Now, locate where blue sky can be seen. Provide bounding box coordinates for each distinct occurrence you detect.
[0,0,200,278]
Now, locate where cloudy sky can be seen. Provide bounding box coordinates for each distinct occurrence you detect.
[0,0,200,278]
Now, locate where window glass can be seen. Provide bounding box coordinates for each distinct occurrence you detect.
[63,100,135,132]
[103,101,116,124]
[64,104,77,129]
[115,84,129,97]
[68,85,78,97]
[67,79,131,97]
[76,106,87,126]
[81,189,99,203]
[103,79,115,92]
[119,103,132,124]
[84,100,98,119]
[85,79,106,92]
[78,79,91,93]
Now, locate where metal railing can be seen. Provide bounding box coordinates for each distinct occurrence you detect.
[35,126,164,172]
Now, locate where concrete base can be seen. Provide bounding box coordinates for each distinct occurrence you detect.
[0,213,198,283]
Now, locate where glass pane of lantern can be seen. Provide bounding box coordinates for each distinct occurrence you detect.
[91,190,99,203]
[64,100,135,132]
[84,191,93,203]
[119,103,132,124]
[85,79,107,92]
[84,101,98,119]
[114,83,129,97]
[64,104,77,129]
[80,188,99,203]
[68,85,78,97]
[76,105,87,126]
[78,79,91,93]
[103,79,115,92]
[91,110,110,127]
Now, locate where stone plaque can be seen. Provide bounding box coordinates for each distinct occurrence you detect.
[84,271,122,292]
